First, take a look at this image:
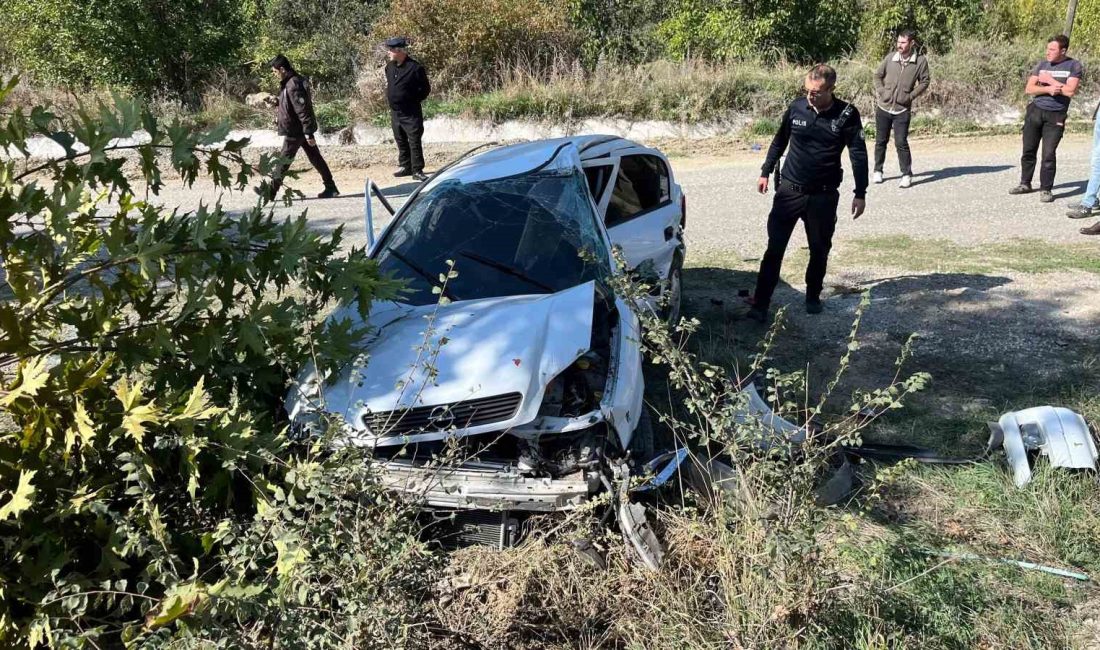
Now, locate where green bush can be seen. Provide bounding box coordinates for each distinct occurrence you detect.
[2,0,250,102]
[985,0,1063,40]
[369,0,580,94]
[658,0,862,63]
[0,78,434,647]
[858,0,985,56]
[315,99,352,133]
[1072,1,1100,53]
[252,0,387,96]
[567,0,669,65]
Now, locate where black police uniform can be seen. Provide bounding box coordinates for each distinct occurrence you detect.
[384,38,431,175]
[753,97,868,310]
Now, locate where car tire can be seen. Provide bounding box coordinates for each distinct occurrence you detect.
[660,255,683,326]
[628,406,655,464]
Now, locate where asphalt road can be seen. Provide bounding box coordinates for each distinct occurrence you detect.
[147,133,1098,259]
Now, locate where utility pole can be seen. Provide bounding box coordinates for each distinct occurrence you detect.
[1066,0,1079,38]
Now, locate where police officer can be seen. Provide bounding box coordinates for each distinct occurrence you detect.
[267,54,339,199]
[384,37,431,182]
[748,64,868,323]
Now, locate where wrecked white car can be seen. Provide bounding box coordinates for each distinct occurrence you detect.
[286,136,686,547]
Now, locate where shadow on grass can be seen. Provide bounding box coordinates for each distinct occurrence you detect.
[677,265,1098,455]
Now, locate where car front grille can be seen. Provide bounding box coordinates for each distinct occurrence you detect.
[363,392,523,437]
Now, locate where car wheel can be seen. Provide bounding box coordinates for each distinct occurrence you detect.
[660,258,683,326]
[628,406,655,464]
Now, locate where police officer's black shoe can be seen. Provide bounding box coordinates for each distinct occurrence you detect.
[746,306,769,324]
[393,168,412,177]
[318,184,340,199]
[412,172,429,182]
[1008,183,1033,195]
[1067,205,1096,219]
[806,299,824,315]
[1080,221,1100,236]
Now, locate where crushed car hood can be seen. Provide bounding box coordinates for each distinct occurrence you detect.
[287,281,597,446]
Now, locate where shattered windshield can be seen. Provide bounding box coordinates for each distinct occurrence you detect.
[376,168,610,305]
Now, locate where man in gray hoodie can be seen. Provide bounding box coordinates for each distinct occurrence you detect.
[872,30,931,189]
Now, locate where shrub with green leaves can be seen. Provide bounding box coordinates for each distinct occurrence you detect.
[2,0,251,102]
[0,77,433,647]
[252,0,388,96]
[369,0,579,95]
[659,0,861,63]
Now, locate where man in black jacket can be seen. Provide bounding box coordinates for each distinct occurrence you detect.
[748,64,868,322]
[384,37,431,181]
[267,54,338,199]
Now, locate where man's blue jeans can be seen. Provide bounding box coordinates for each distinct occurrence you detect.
[1084,117,1100,208]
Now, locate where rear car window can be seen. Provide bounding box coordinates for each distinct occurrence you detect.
[606,155,671,227]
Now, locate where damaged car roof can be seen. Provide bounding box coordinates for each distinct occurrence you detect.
[421,136,636,190]
[424,139,587,188]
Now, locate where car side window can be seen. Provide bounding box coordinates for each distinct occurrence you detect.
[605,155,671,228]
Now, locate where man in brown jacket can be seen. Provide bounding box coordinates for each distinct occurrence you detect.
[266,54,339,199]
[872,30,931,189]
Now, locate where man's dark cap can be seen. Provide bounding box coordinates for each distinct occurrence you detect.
[267,54,291,70]
[383,37,408,49]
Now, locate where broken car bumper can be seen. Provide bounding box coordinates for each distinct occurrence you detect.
[373,459,600,511]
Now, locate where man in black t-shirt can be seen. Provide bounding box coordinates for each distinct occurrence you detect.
[1009,35,1083,203]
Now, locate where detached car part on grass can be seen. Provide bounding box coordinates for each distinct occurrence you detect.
[286,137,685,567]
[990,405,1099,487]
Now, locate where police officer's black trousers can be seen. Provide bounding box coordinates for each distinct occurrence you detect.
[753,184,840,310]
[392,110,425,173]
[272,136,335,191]
[1020,103,1067,191]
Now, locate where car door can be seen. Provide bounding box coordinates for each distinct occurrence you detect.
[599,150,681,281]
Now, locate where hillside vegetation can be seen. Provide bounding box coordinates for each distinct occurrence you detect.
[3,0,1100,129]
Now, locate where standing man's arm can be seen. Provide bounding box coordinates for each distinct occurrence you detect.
[910,57,931,101]
[758,107,792,193]
[417,65,431,102]
[846,112,868,218]
[289,78,318,140]
[1061,61,1083,98]
[873,57,887,94]
[1025,63,1060,96]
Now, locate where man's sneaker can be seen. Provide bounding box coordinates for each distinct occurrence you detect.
[318,185,340,199]
[1008,183,1033,195]
[806,299,823,315]
[412,171,429,182]
[746,306,768,323]
[899,175,912,188]
[1039,190,1054,203]
[873,171,884,184]
[1081,221,1100,236]
[1067,204,1096,219]
[393,168,412,178]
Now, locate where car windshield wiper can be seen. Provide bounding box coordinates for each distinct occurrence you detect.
[459,250,555,294]
[386,247,459,301]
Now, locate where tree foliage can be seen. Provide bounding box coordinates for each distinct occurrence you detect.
[658,0,862,63]
[252,0,388,95]
[370,0,579,93]
[567,0,669,65]
[3,0,252,102]
[857,0,986,57]
[0,77,432,647]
